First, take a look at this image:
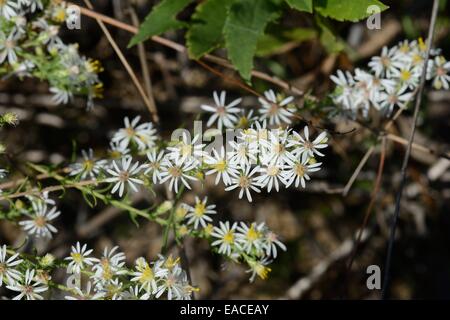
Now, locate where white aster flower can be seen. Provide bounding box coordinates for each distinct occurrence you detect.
[256,162,286,192]
[69,149,107,180]
[19,202,60,238]
[201,91,242,130]
[158,158,198,193]
[92,246,127,288]
[6,269,48,300]
[0,245,23,286]
[225,164,261,202]
[392,64,420,89]
[0,0,17,20]
[228,140,258,167]
[235,108,258,128]
[378,85,414,115]
[185,196,217,229]
[263,230,287,259]
[246,258,271,282]
[155,264,186,300]
[108,140,130,159]
[166,133,205,164]
[0,31,20,64]
[427,56,450,90]
[144,149,165,184]
[65,242,98,274]
[112,116,157,150]
[131,257,168,295]
[236,222,265,254]
[49,86,72,105]
[368,46,403,78]
[258,89,294,126]
[211,221,239,257]
[288,126,328,163]
[204,146,238,186]
[105,157,145,197]
[283,158,322,188]
[260,129,294,165]
[330,70,356,111]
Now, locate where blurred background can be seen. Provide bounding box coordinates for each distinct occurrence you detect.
[0,0,449,299]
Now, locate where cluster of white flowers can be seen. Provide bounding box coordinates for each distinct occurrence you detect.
[0,243,195,300]
[64,243,196,300]
[0,0,103,108]
[210,221,286,282]
[172,196,286,282]
[68,91,327,202]
[0,245,49,300]
[330,38,450,117]
[201,90,296,128]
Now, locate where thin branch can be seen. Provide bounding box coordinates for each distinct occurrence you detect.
[381,0,440,299]
[386,133,450,160]
[0,179,99,201]
[342,145,375,196]
[128,7,157,113]
[346,137,386,272]
[82,0,159,123]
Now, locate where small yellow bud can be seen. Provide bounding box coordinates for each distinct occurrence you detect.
[155,201,173,216]
[2,112,19,126]
[40,253,55,267]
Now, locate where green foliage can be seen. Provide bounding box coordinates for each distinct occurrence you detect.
[314,0,389,22]
[129,0,193,47]
[285,0,313,13]
[131,0,389,81]
[186,0,232,59]
[315,15,345,53]
[224,0,281,82]
[256,27,317,56]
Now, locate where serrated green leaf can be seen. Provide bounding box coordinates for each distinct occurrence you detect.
[186,0,233,59]
[315,15,344,53]
[128,0,192,47]
[256,27,316,56]
[314,0,388,22]
[224,0,281,82]
[285,0,313,13]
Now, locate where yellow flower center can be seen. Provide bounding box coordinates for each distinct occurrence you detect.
[140,265,154,283]
[238,176,250,188]
[168,166,182,178]
[53,8,66,23]
[400,70,412,81]
[223,231,234,244]
[246,225,260,241]
[70,252,83,264]
[194,202,206,217]
[180,144,192,158]
[255,264,271,280]
[214,160,227,172]
[119,170,129,182]
[267,165,279,176]
[83,159,94,172]
[295,163,306,177]
[34,216,47,227]
[125,127,135,137]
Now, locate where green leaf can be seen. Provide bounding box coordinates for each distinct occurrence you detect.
[186,0,233,59]
[285,0,313,13]
[128,0,192,47]
[315,15,344,53]
[256,27,317,56]
[314,0,388,22]
[224,0,281,82]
